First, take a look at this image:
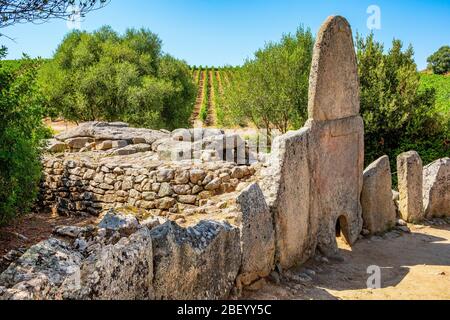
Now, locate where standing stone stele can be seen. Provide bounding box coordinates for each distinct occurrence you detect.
[306,15,364,256]
[236,183,275,288]
[423,158,450,218]
[361,156,397,234]
[397,151,424,222]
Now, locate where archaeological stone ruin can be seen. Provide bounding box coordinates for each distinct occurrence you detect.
[0,16,449,300]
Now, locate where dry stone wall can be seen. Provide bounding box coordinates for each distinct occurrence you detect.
[39,150,255,220]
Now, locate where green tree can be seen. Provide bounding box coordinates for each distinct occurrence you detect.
[39,26,196,130]
[222,26,314,133]
[427,46,450,75]
[0,49,50,225]
[357,34,448,169]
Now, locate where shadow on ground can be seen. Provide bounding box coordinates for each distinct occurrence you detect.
[244,224,450,300]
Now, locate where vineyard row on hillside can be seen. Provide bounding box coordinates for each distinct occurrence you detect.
[190,67,237,127]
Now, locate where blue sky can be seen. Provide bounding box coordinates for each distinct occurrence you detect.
[1,0,449,70]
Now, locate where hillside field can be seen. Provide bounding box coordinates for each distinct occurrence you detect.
[420,73,450,117]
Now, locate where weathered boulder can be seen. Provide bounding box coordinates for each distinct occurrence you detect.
[236,184,275,287]
[98,210,140,235]
[150,220,241,300]
[361,156,397,234]
[112,143,152,156]
[56,122,167,145]
[261,128,314,269]
[66,137,94,150]
[171,128,224,142]
[111,140,129,149]
[78,228,154,300]
[423,158,450,218]
[0,226,154,301]
[156,139,193,161]
[397,151,424,222]
[46,139,67,153]
[96,140,113,151]
[0,238,84,300]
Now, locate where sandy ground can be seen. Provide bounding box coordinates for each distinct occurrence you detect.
[245,222,450,300]
[45,118,77,134]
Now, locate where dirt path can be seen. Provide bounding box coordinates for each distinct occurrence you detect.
[190,70,206,127]
[44,118,77,134]
[216,70,224,95]
[244,221,450,300]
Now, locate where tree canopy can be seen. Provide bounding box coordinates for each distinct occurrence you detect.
[357,33,448,169]
[39,26,196,130]
[0,49,50,224]
[221,26,315,134]
[0,0,109,29]
[427,46,450,75]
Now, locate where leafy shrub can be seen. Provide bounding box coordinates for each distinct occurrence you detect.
[427,46,450,75]
[357,34,449,170]
[0,49,50,225]
[420,73,450,115]
[38,26,196,130]
[221,26,315,133]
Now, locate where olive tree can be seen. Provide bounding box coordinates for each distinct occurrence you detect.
[38,26,196,129]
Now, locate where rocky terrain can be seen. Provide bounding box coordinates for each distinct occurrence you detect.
[0,15,449,301]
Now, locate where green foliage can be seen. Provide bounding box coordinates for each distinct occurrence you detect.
[200,70,209,122]
[427,46,450,75]
[0,50,50,225]
[0,59,23,72]
[221,26,314,132]
[357,34,449,169]
[38,26,196,130]
[420,73,450,115]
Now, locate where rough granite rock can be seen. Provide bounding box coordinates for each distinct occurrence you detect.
[308,16,360,121]
[171,128,225,142]
[112,143,152,156]
[56,122,167,145]
[236,183,275,287]
[66,137,94,150]
[77,228,154,300]
[397,151,424,222]
[46,139,67,153]
[0,226,154,300]
[361,156,397,234]
[0,238,84,300]
[150,220,241,300]
[261,128,314,269]
[306,15,364,256]
[98,210,140,235]
[307,117,364,256]
[423,158,450,218]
